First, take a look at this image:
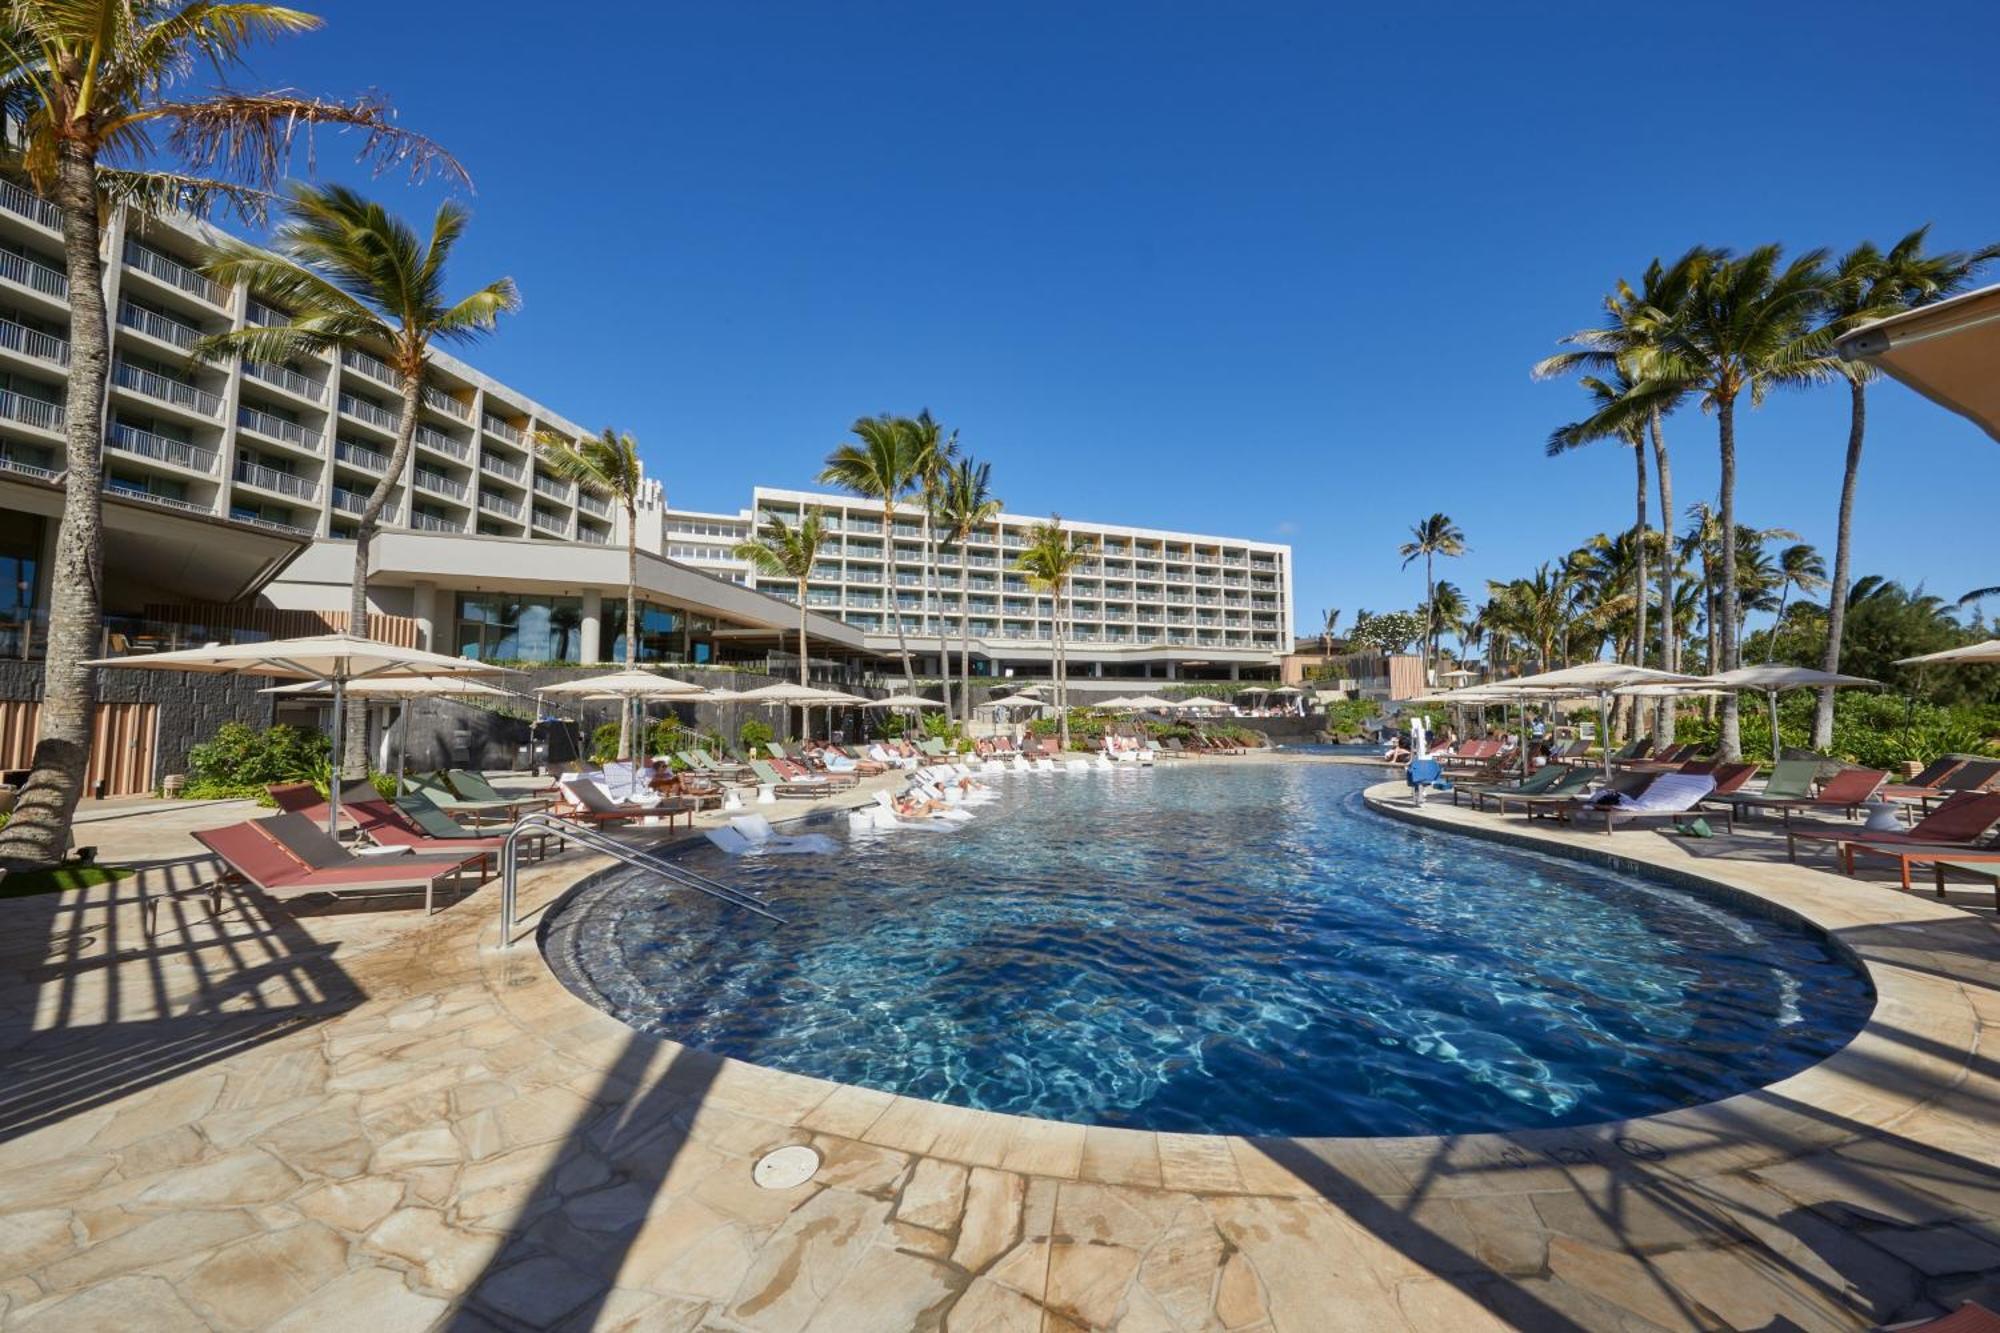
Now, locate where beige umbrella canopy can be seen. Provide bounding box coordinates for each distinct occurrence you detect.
[1172,695,1230,710]
[1700,665,1880,764]
[1836,282,2000,444]
[83,633,511,836]
[539,670,709,699]
[1092,695,1137,709]
[1898,640,2000,666]
[865,693,946,709]
[1497,663,1704,777]
[1124,695,1177,711]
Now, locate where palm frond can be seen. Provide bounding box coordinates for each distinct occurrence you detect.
[133,89,469,192]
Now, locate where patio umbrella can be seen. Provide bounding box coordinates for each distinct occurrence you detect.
[1897,640,2000,666]
[1699,665,1880,765]
[1835,281,2000,444]
[736,682,866,743]
[1491,663,1704,779]
[541,669,713,762]
[865,693,946,708]
[1173,695,1229,710]
[84,633,508,838]
[1124,694,1177,711]
[264,676,516,791]
[1092,695,1137,710]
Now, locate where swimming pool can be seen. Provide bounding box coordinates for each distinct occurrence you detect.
[542,762,1873,1138]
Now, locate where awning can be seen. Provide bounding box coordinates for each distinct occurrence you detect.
[1837,282,2000,443]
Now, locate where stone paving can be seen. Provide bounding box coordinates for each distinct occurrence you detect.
[0,762,1997,1330]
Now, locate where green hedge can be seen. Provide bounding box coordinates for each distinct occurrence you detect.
[1671,692,1999,770]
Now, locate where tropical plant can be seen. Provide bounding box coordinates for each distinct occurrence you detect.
[821,415,922,691]
[935,457,1001,724]
[737,717,773,756]
[1482,565,1572,670]
[535,428,645,754]
[198,185,518,774]
[1347,609,1427,655]
[1811,230,2000,747]
[1398,513,1466,672]
[1318,607,1341,656]
[1645,245,1833,757]
[733,508,830,739]
[1546,373,1651,689]
[1423,582,1469,659]
[1015,516,1094,750]
[907,410,958,712]
[0,1,459,868]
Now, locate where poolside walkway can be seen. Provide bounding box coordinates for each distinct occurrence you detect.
[1,760,1997,1330]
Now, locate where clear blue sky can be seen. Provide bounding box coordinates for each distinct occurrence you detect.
[252,1,2000,636]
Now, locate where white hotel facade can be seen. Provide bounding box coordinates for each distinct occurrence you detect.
[0,184,1291,686]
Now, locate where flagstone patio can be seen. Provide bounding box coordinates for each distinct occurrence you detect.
[1,767,1997,1330]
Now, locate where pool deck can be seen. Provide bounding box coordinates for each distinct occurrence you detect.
[1,758,1997,1330]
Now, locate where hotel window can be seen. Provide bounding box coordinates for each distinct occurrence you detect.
[455,592,584,662]
[0,509,42,654]
[604,599,685,663]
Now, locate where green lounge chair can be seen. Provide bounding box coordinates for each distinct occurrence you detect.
[1607,736,1652,763]
[748,759,827,798]
[1931,858,2000,911]
[1480,765,1597,813]
[1454,762,1566,808]
[919,738,948,757]
[406,772,542,826]
[1704,757,1821,820]
[447,768,552,812]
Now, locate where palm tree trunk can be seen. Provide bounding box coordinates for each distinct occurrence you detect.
[887,502,916,693]
[1716,396,1742,760]
[621,511,638,758]
[0,144,110,868]
[1630,440,1649,741]
[1424,552,1436,680]
[1815,379,1865,750]
[342,366,425,777]
[959,542,973,726]
[1055,587,1070,750]
[1650,412,1677,744]
[797,579,809,742]
[925,508,951,717]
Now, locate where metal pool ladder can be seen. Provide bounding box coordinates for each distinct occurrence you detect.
[498,812,786,946]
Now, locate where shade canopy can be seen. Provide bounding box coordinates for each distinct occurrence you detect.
[1701,665,1879,691]
[1439,668,1479,682]
[539,669,709,699]
[863,693,945,708]
[83,632,504,683]
[1897,640,2000,666]
[1172,695,1230,709]
[1124,694,1178,710]
[1005,684,1046,698]
[736,682,861,705]
[1263,685,1304,695]
[1836,282,2000,444]
[1614,683,1731,699]
[264,677,513,699]
[1092,695,1137,709]
[1503,662,1704,692]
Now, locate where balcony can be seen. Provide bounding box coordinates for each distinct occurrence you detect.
[122,239,226,305]
[0,247,68,300]
[576,527,609,545]
[478,491,522,519]
[0,445,58,480]
[410,511,460,533]
[421,384,470,420]
[332,439,389,473]
[107,424,216,474]
[480,452,524,483]
[340,347,397,386]
[577,490,612,517]
[243,359,325,402]
[117,299,204,354]
[237,405,322,451]
[0,178,61,230]
[0,386,62,434]
[481,413,523,444]
[338,393,400,432]
[530,509,570,537]
[234,459,318,501]
[532,475,572,503]
[244,300,289,328]
[331,487,396,523]
[413,468,467,501]
[113,361,222,417]
[413,425,468,461]
[0,315,68,366]
[108,482,211,517]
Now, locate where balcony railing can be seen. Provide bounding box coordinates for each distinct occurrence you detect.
[481,413,523,444]
[0,247,69,299]
[117,299,203,353]
[480,452,524,482]
[414,425,468,460]
[410,511,460,533]
[530,509,570,536]
[0,388,63,433]
[576,526,609,545]
[244,300,288,328]
[338,393,400,432]
[330,488,396,523]
[0,178,61,230]
[122,239,225,305]
[237,404,321,450]
[421,384,470,420]
[0,446,58,480]
[577,490,612,517]
[0,315,67,365]
[109,482,210,516]
[234,459,319,501]
[333,439,389,473]
[339,347,397,385]
[413,467,466,500]
[243,359,325,401]
[107,424,217,473]
[532,475,572,502]
[114,360,222,417]
[478,492,522,519]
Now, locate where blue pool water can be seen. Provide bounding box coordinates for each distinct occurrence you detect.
[543,762,1873,1138]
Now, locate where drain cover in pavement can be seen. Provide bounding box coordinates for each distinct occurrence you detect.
[752,1144,821,1190]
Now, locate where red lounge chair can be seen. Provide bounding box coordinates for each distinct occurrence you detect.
[1788,791,2000,879]
[1882,1301,2000,1333]
[1887,759,2000,814]
[189,814,483,922]
[1731,767,1889,828]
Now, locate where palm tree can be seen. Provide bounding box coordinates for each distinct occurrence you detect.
[1318,607,1342,657]
[0,2,459,868]
[821,416,921,692]
[1424,582,1469,661]
[1398,513,1466,675]
[734,509,830,740]
[536,429,646,756]
[1547,373,1652,686]
[1811,230,2000,747]
[1764,542,1827,662]
[197,185,519,775]
[935,457,1001,724]
[908,411,958,710]
[1016,516,1093,751]
[1648,246,1833,758]
[1535,256,1699,742]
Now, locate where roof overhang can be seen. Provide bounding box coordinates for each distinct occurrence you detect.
[1837,282,2000,443]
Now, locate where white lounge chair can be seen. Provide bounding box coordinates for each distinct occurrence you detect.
[726,813,839,853]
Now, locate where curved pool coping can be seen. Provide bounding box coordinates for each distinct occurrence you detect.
[489,774,1993,1204]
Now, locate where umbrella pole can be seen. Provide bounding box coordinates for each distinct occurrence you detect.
[1768,688,1780,766]
[1598,692,1611,782]
[328,677,346,840]
[396,699,409,794]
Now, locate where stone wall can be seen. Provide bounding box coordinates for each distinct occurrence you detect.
[0,660,275,785]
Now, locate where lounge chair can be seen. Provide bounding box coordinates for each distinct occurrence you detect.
[1454,762,1567,808]
[711,813,839,854]
[266,783,526,870]
[1509,768,1650,819]
[1787,791,2000,876]
[748,759,830,798]
[1607,736,1653,763]
[1877,756,1965,803]
[446,768,552,815]
[1721,766,1887,828]
[405,772,539,826]
[556,776,695,829]
[1926,859,2000,911]
[1888,759,2000,815]
[190,813,483,920]
[1563,772,1725,835]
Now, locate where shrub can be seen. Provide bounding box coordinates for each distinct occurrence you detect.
[738,718,774,754]
[182,723,330,801]
[1672,691,1998,770]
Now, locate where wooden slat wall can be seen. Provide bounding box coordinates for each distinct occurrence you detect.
[1,700,158,796]
[141,604,421,649]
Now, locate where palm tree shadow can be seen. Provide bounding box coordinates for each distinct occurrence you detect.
[445,1035,723,1331]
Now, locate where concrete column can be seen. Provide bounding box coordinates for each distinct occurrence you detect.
[1230,663,1241,680]
[580,588,602,663]
[410,580,437,652]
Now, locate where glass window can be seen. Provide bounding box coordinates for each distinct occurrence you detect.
[605,599,683,662]
[453,592,583,662]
